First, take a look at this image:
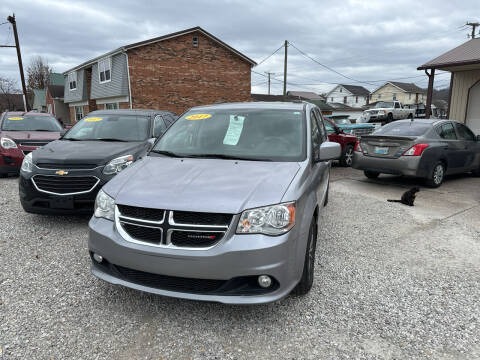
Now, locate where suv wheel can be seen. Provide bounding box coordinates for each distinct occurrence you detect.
[387,113,394,123]
[425,162,445,187]
[340,145,354,167]
[292,217,317,296]
[364,170,380,179]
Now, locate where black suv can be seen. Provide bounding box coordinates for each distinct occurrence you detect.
[19,109,176,214]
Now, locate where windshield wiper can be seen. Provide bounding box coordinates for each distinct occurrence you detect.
[32,129,52,132]
[150,150,184,157]
[182,153,273,162]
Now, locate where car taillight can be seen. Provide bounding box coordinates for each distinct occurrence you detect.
[403,143,429,156]
[354,139,363,152]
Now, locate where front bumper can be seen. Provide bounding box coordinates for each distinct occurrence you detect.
[352,151,422,177]
[19,167,111,215]
[0,148,23,175]
[88,216,302,304]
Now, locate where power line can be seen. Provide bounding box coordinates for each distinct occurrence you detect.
[254,43,284,67]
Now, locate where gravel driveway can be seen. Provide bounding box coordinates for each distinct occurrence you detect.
[1,170,479,359]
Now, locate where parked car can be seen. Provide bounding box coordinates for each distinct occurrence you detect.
[19,109,177,214]
[0,111,63,177]
[358,101,415,124]
[352,119,480,187]
[323,118,358,167]
[327,117,375,137]
[88,102,341,304]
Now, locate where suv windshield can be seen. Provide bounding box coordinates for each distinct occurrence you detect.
[1,115,62,131]
[64,114,150,141]
[374,121,431,136]
[333,118,351,125]
[375,102,394,108]
[152,108,306,162]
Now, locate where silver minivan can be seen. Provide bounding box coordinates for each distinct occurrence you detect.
[88,102,340,304]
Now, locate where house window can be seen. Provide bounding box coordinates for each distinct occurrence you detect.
[68,72,77,90]
[392,93,397,100]
[409,93,412,100]
[75,106,83,121]
[343,96,347,104]
[339,88,342,93]
[355,96,358,103]
[331,97,333,102]
[98,58,111,83]
[378,94,381,99]
[105,103,118,110]
[193,36,199,47]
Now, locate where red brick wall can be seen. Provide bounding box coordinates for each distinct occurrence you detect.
[127,31,252,115]
[69,105,91,124]
[118,102,130,109]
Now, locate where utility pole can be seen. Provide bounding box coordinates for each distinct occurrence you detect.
[283,40,288,96]
[7,14,29,111]
[265,72,274,95]
[466,22,480,39]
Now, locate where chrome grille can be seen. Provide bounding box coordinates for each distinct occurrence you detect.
[116,206,232,249]
[36,163,99,170]
[32,175,100,195]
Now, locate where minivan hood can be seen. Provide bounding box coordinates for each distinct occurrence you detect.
[33,139,146,165]
[105,157,301,214]
[1,130,60,141]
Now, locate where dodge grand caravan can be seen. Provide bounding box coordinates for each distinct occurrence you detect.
[88,102,341,304]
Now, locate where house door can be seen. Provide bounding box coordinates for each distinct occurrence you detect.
[466,81,480,135]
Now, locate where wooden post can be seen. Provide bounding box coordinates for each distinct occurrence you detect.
[447,72,454,119]
[425,69,435,118]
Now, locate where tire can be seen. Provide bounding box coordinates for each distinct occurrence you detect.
[292,217,317,296]
[387,113,393,123]
[364,170,380,179]
[323,184,329,207]
[425,161,445,188]
[408,114,413,120]
[340,144,354,167]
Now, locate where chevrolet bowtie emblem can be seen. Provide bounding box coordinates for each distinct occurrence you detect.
[55,170,68,176]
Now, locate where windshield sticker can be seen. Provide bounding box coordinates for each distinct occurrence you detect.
[185,113,212,120]
[84,117,103,122]
[8,117,23,120]
[223,115,245,146]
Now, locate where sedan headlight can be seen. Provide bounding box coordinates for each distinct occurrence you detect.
[236,202,295,235]
[21,152,33,173]
[1,137,17,149]
[103,155,133,175]
[94,189,115,220]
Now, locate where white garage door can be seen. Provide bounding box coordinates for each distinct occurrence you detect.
[466,81,480,135]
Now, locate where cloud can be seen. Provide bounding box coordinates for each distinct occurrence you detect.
[0,0,478,95]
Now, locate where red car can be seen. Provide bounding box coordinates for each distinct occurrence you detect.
[0,111,63,177]
[322,118,357,166]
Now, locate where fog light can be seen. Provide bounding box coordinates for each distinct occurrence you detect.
[258,275,272,288]
[93,253,103,263]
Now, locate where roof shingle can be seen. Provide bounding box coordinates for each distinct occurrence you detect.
[418,38,480,70]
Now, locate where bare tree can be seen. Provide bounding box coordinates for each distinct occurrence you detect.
[26,56,52,90]
[0,76,22,111]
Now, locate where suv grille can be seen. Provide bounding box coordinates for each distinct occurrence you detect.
[36,163,98,170]
[16,140,50,147]
[116,206,232,249]
[32,175,99,194]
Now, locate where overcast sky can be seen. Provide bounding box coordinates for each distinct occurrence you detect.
[1,0,479,95]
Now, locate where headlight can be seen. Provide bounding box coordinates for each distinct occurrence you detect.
[1,137,17,149]
[94,189,115,220]
[20,152,33,173]
[103,155,133,175]
[236,202,295,235]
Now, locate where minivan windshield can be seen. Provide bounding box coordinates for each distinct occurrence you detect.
[1,115,62,131]
[152,108,306,162]
[64,114,150,141]
[374,121,431,136]
[375,102,394,108]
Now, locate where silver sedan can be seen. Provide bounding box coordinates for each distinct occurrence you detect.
[352,119,480,187]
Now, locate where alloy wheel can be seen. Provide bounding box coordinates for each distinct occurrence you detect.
[345,148,354,166]
[433,164,444,185]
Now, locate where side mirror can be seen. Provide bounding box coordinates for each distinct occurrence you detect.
[147,138,156,146]
[318,141,341,162]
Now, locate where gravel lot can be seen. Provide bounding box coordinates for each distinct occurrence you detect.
[1,169,479,359]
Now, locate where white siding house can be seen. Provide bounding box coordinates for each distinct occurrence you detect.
[326,84,370,108]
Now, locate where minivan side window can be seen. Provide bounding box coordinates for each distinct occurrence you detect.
[455,123,475,141]
[314,108,328,142]
[153,115,167,137]
[310,110,322,160]
[436,123,457,140]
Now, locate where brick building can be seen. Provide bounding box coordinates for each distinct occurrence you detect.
[63,27,256,123]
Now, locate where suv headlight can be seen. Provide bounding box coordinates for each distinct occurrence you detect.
[21,152,33,172]
[103,155,133,175]
[236,202,295,235]
[1,137,17,149]
[94,189,115,220]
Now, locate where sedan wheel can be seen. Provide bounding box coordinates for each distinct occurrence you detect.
[426,162,445,188]
[340,145,354,167]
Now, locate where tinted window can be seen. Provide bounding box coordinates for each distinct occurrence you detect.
[374,122,431,136]
[153,108,305,162]
[436,123,457,140]
[1,115,62,131]
[314,109,327,142]
[394,102,401,109]
[64,115,150,141]
[323,119,336,134]
[455,123,475,141]
[311,111,321,160]
[153,115,167,137]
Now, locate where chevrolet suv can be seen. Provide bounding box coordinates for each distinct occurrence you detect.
[19,109,176,214]
[88,102,341,304]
